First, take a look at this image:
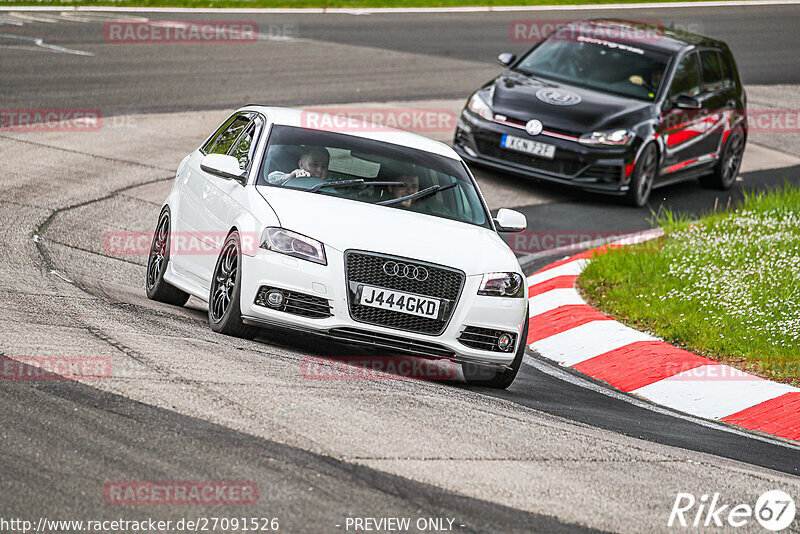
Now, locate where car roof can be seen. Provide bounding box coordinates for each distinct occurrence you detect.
[562,19,727,55]
[239,105,461,161]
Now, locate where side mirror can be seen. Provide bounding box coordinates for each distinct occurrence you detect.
[673,94,701,110]
[494,208,527,233]
[200,153,246,182]
[497,53,516,67]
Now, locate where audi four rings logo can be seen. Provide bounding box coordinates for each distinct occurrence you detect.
[383,261,429,281]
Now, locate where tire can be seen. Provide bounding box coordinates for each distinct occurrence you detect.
[208,231,258,340]
[700,125,745,190]
[146,208,190,306]
[463,310,529,389]
[625,143,658,208]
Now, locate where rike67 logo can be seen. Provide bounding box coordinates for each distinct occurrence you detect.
[669,490,796,531]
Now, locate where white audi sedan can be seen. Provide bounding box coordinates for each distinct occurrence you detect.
[146,106,529,388]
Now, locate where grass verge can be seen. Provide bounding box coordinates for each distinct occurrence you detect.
[1,0,730,9]
[578,184,800,386]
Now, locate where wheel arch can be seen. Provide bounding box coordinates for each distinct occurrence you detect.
[227,214,260,258]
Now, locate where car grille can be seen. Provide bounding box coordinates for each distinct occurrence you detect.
[458,326,517,353]
[474,133,584,177]
[327,328,455,358]
[254,286,332,319]
[344,251,465,335]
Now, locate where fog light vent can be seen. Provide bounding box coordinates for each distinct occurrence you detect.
[458,326,517,353]
[254,286,332,319]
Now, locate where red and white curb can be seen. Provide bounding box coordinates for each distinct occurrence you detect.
[525,229,800,443]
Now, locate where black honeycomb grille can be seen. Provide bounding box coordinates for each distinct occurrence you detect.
[474,134,584,177]
[345,251,464,335]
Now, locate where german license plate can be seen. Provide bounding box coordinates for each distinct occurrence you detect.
[359,285,440,319]
[501,134,556,159]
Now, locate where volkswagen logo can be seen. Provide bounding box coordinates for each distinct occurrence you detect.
[536,87,582,106]
[383,261,429,281]
[525,119,543,136]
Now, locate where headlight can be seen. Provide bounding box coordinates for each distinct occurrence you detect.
[578,129,634,146]
[467,92,494,121]
[478,272,524,298]
[260,227,326,265]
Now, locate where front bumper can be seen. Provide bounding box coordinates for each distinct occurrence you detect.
[454,109,637,195]
[239,247,528,368]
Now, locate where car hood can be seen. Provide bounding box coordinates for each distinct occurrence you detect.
[488,71,653,133]
[256,186,520,276]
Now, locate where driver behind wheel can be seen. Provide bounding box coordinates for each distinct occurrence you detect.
[388,174,454,217]
[268,146,330,185]
[389,174,420,207]
[629,68,663,97]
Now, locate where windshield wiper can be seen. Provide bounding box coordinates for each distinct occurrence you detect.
[308,179,403,193]
[378,182,458,207]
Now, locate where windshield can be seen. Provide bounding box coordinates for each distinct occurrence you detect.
[258,125,490,227]
[515,35,670,101]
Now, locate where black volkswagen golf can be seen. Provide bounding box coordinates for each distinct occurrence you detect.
[453,20,747,206]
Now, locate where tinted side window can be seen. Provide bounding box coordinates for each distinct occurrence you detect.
[670,53,701,98]
[700,50,725,92]
[208,114,252,155]
[228,116,263,171]
[719,53,735,88]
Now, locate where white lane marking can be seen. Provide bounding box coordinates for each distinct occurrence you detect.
[529,287,585,316]
[632,365,800,420]
[527,258,587,286]
[0,33,94,56]
[3,1,800,13]
[531,320,659,367]
[0,17,24,26]
[8,12,61,23]
[149,20,189,27]
[522,355,800,451]
[57,12,149,22]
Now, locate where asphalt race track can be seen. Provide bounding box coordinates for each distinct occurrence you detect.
[1,5,800,533]
[2,5,800,113]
